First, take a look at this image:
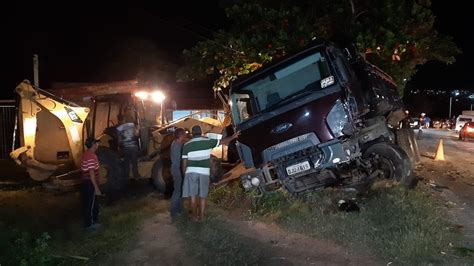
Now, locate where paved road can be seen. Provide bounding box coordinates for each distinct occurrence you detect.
[416,128,474,158]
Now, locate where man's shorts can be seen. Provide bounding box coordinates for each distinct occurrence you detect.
[182,172,210,198]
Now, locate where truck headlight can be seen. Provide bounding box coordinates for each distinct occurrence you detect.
[242,179,252,190]
[251,177,260,186]
[326,99,348,137]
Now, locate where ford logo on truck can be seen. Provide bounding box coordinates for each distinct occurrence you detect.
[271,122,293,134]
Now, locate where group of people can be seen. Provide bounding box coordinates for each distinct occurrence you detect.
[401,110,431,129]
[79,116,143,231]
[80,123,239,230]
[169,125,239,222]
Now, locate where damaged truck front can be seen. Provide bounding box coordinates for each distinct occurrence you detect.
[231,41,415,195]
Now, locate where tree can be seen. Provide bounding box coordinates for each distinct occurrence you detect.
[177,0,460,93]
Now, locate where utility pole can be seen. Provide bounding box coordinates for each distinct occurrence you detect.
[33,54,39,87]
[449,90,460,118]
[449,96,453,118]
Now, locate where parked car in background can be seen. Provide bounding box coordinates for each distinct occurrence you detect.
[432,119,442,129]
[409,118,420,129]
[442,119,454,130]
[432,118,452,130]
[459,122,474,141]
[455,115,474,133]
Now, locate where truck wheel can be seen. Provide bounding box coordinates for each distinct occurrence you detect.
[151,159,173,196]
[396,128,420,164]
[363,142,416,188]
[96,146,126,192]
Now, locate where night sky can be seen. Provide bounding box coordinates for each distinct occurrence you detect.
[408,1,474,91]
[2,1,473,101]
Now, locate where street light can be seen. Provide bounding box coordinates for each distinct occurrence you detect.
[469,94,474,111]
[449,90,460,118]
[151,91,166,126]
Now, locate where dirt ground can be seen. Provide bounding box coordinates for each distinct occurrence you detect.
[107,204,197,266]
[110,207,382,266]
[221,210,381,265]
[415,159,474,248]
[415,130,474,249]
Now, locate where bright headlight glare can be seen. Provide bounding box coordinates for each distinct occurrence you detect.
[251,177,260,186]
[134,91,149,100]
[151,91,165,103]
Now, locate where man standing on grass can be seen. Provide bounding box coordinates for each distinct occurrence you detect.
[181,125,240,222]
[81,137,103,230]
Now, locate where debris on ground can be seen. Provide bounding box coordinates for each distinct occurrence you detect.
[428,180,449,192]
[337,199,360,212]
[422,152,436,159]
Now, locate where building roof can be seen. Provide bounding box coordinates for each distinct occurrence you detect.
[47,80,223,110]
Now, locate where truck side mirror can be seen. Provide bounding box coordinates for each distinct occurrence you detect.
[334,56,350,84]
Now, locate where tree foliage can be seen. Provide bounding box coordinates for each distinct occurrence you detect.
[177,0,460,92]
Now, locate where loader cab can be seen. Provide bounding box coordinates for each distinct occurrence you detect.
[86,93,148,155]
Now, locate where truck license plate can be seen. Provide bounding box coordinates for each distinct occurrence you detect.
[286,161,311,176]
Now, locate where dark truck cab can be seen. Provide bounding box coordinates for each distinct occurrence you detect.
[231,41,413,194]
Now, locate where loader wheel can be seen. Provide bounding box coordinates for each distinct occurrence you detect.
[96,146,126,192]
[363,142,416,188]
[151,159,173,196]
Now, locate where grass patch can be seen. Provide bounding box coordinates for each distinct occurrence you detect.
[247,185,471,265]
[0,226,52,266]
[50,196,160,264]
[0,192,161,265]
[174,214,269,265]
[208,182,249,210]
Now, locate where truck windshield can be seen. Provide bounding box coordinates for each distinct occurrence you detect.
[231,51,333,124]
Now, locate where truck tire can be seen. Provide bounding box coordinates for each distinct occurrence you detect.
[395,128,420,165]
[363,142,416,188]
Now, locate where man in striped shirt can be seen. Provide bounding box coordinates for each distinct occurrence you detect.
[81,137,102,230]
[182,125,240,221]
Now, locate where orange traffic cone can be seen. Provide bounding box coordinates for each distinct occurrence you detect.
[434,139,445,161]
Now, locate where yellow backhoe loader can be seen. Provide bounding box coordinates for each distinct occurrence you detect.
[10,80,227,194]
